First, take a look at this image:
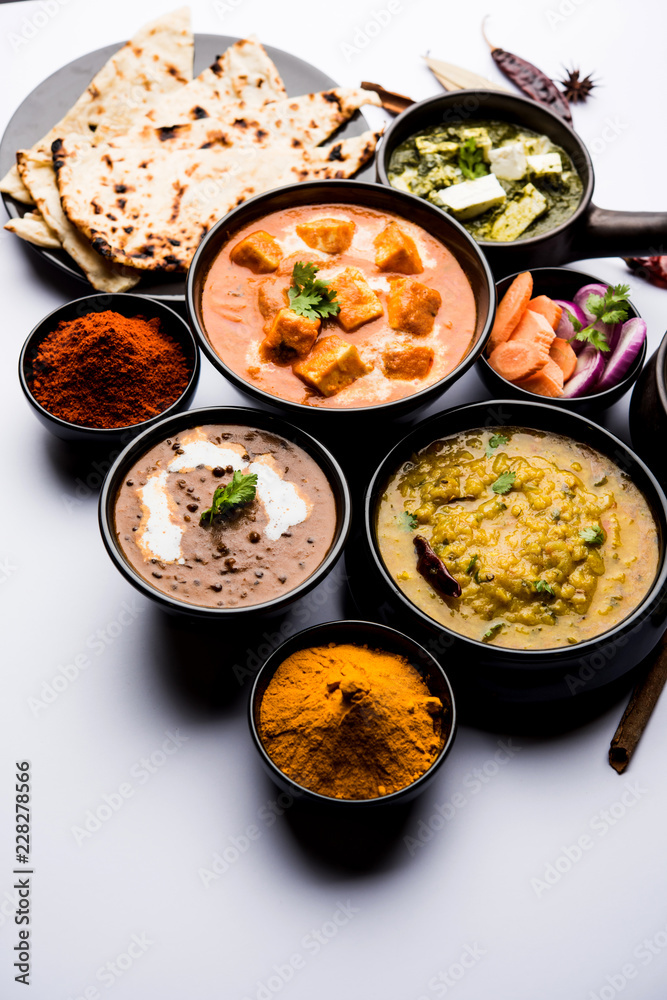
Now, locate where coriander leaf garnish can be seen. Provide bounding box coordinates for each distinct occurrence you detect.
[288,261,340,321]
[571,285,632,353]
[579,524,605,545]
[552,509,561,521]
[486,433,509,458]
[200,470,258,525]
[458,137,488,180]
[491,471,516,495]
[482,622,504,642]
[466,554,479,574]
[534,580,555,596]
[399,511,419,531]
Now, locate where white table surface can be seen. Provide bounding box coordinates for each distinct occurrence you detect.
[2,1,667,997]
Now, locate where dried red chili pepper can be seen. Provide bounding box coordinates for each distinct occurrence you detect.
[482,19,572,126]
[625,256,667,290]
[414,535,462,598]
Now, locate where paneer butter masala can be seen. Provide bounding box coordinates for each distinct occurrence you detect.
[201,205,477,408]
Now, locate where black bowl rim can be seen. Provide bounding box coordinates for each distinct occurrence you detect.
[364,398,667,663]
[185,177,496,416]
[19,292,201,435]
[98,405,352,617]
[477,266,646,404]
[376,89,595,248]
[248,618,458,806]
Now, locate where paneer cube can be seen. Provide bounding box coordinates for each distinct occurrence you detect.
[436,174,506,220]
[374,222,423,275]
[527,152,562,178]
[383,344,434,380]
[296,218,355,254]
[261,308,320,361]
[230,230,282,273]
[415,136,458,159]
[387,278,442,336]
[257,279,288,330]
[460,127,492,162]
[330,267,383,332]
[490,183,548,241]
[489,142,527,181]
[293,336,371,397]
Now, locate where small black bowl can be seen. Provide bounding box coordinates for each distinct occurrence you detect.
[355,399,667,725]
[477,267,646,415]
[19,293,200,444]
[630,330,667,488]
[99,406,351,620]
[249,619,457,807]
[186,178,495,422]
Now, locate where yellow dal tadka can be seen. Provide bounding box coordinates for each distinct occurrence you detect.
[376,428,659,650]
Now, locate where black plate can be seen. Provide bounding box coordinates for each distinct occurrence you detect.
[0,34,375,302]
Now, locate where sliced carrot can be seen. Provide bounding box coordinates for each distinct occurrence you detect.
[487,271,533,354]
[528,295,563,331]
[549,337,577,381]
[509,309,555,366]
[517,358,564,397]
[488,340,547,383]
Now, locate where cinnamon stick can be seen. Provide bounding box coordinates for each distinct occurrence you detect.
[608,629,667,773]
[361,81,414,114]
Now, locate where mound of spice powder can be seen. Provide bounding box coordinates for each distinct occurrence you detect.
[258,643,445,799]
[29,310,191,428]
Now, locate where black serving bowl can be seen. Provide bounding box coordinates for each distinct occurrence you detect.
[630,330,667,489]
[377,91,667,279]
[99,406,351,620]
[477,267,646,415]
[249,619,457,807]
[186,178,495,422]
[19,293,200,444]
[353,399,667,729]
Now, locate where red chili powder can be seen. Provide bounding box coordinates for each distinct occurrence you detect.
[29,310,191,428]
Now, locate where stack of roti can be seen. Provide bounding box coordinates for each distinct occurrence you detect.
[1,7,382,291]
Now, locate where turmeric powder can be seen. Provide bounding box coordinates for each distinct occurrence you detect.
[258,643,445,800]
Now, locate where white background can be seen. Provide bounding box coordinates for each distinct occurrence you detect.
[2,1,667,998]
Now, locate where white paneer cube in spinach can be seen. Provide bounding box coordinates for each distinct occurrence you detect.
[436,174,507,220]
[490,183,548,241]
[488,142,527,181]
[527,152,562,178]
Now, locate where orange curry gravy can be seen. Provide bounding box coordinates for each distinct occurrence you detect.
[201,204,477,408]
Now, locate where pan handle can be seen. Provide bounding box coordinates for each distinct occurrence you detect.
[579,203,667,259]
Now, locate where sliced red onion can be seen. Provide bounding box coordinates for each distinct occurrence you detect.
[562,343,607,397]
[595,318,647,393]
[553,300,588,354]
[574,284,609,322]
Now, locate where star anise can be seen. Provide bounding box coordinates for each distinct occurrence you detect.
[558,68,598,103]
